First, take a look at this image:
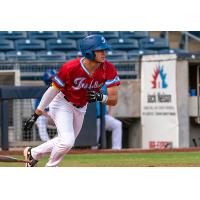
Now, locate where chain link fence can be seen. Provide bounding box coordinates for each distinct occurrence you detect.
[7,98,57,147]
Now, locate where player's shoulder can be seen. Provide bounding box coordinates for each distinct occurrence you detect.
[103,60,117,72]
[104,60,116,68]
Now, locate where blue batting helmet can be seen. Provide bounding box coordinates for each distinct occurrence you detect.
[79,34,110,60]
[43,69,57,85]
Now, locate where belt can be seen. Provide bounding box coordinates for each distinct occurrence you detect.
[64,96,83,109]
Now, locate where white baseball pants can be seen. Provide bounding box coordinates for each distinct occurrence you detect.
[96,115,122,149]
[31,92,87,167]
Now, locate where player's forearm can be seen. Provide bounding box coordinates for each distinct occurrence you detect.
[106,94,118,106]
[105,85,119,106]
[35,86,60,115]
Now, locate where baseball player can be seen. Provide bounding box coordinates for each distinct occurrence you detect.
[23,34,121,167]
[35,69,57,142]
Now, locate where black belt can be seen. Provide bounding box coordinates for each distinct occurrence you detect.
[64,96,83,109]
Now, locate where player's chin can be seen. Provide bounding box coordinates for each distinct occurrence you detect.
[97,58,106,63]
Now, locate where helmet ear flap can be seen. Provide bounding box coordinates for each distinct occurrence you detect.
[85,52,90,58]
[85,51,95,60]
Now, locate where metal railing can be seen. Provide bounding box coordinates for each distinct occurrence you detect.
[159,31,200,52]
[181,32,200,51]
[0,60,140,80]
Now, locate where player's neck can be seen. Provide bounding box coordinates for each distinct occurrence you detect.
[82,58,100,74]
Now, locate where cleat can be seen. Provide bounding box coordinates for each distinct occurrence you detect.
[23,147,38,167]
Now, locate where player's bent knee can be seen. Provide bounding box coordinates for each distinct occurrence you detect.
[58,138,75,150]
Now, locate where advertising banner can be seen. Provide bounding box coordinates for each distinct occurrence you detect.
[141,54,179,149]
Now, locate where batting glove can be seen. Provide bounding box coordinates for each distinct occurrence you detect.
[24,113,39,131]
[87,90,108,103]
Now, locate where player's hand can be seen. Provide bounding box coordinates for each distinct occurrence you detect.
[24,113,39,131]
[87,90,103,103]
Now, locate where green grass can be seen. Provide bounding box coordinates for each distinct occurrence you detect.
[1,151,200,167]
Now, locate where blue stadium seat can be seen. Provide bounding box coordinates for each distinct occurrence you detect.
[127,49,157,59]
[119,31,149,39]
[58,31,88,39]
[158,48,188,55]
[106,50,127,61]
[6,51,36,61]
[46,39,77,51]
[36,51,66,61]
[108,38,139,51]
[0,39,15,51]
[66,51,82,60]
[0,31,27,40]
[28,31,58,40]
[88,31,119,39]
[15,39,45,51]
[139,37,169,50]
[0,52,6,60]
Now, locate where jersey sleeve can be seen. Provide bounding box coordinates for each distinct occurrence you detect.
[52,63,68,89]
[105,63,120,88]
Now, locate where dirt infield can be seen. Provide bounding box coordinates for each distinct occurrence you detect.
[1,147,200,156]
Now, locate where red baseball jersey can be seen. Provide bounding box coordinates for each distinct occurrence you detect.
[52,57,120,107]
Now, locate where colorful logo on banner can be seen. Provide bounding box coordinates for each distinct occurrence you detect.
[152,65,168,89]
[147,65,171,103]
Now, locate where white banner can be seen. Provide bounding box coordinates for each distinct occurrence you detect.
[141,54,179,149]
